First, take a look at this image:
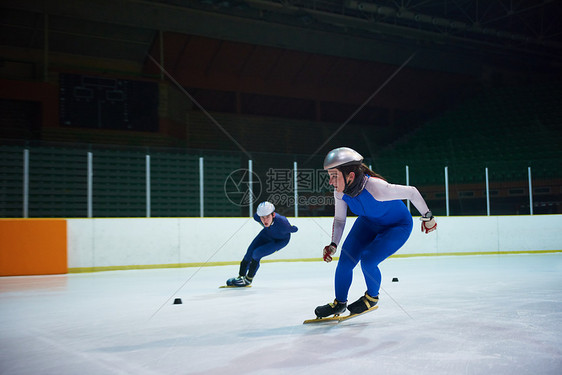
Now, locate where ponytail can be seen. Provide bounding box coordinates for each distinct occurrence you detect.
[338,163,386,181]
[360,163,386,181]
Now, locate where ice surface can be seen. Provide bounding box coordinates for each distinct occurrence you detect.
[1,254,561,374]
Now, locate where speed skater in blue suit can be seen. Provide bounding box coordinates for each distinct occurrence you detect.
[314,147,437,318]
[226,201,298,287]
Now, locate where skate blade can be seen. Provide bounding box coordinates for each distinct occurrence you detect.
[337,305,378,322]
[303,313,343,324]
[303,316,341,324]
[219,285,252,288]
[303,306,378,324]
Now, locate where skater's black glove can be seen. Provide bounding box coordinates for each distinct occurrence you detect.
[420,211,437,233]
[323,243,337,263]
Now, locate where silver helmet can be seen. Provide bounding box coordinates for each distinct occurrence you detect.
[323,147,364,170]
[256,201,275,216]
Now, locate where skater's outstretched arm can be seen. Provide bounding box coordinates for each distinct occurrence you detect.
[365,178,436,233]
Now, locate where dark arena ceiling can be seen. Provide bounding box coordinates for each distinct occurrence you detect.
[1,0,562,137]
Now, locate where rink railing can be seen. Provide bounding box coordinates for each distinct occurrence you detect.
[2,143,560,218]
[17,152,551,217]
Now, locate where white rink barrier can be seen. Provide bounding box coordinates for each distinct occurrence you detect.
[67,215,562,272]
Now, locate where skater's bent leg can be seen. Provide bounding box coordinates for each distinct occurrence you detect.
[238,259,250,277]
[335,217,375,302]
[334,246,360,302]
[359,260,382,297]
[239,251,255,275]
[253,238,289,260]
[361,224,412,296]
[247,259,260,279]
[246,238,289,280]
[240,232,269,276]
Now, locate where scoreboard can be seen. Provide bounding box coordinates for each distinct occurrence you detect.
[59,73,158,131]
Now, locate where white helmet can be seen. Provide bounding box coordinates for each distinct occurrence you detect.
[323,147,363,170]
[256,201,275,216]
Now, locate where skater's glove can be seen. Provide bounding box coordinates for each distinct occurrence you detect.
[420,211,437,234]
[323,243,337,263]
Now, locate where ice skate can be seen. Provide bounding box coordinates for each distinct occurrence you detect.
[314,299,347,318]
[221,276,252,288]
[232,275,252,287]
[347,292,378,315]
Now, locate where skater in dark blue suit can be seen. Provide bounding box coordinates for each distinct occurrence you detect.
[227,201,298,287]
[315,147,437,317]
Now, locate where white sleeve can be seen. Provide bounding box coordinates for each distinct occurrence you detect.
[365,178,430,216]
[331,190,347,246]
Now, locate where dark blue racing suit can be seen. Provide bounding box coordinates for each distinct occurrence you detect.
[239,213,298,278]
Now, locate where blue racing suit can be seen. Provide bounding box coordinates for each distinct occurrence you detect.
[331,176,430,302]
[239,213,298,278]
